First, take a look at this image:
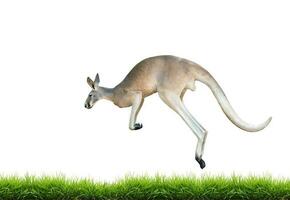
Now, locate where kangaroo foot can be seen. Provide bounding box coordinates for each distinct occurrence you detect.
[195,156,206,169]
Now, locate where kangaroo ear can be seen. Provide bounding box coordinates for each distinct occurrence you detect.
[94,73,100,86]
[87,77,95,89]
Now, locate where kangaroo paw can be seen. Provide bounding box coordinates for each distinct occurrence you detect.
[133,123,143,130]
[130,123,143,130]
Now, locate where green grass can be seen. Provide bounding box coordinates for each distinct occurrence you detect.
[0,175,289,200]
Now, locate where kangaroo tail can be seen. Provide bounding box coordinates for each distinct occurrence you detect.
[195,69,272,132]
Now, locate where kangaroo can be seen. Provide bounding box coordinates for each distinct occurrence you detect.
[84,55,271,169]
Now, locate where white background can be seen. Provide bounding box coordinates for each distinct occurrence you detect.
[0,0,289,182]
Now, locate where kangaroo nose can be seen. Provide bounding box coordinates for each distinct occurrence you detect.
[85,103,91,109]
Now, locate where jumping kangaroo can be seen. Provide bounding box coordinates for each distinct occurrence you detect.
[84,55,271,169]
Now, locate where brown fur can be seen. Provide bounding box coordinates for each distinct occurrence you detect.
[112,55,203,107]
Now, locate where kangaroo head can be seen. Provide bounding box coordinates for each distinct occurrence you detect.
[85,73,102,109]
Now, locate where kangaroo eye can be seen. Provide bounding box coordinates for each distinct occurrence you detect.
[89,94,93,97]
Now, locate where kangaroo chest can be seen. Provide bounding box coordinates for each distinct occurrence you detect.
[113,91,134,108]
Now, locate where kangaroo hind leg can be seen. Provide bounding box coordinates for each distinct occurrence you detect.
[158,90,208,169]
[180,89,186,101]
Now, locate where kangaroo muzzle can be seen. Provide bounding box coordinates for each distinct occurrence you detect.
[84,103,92,109]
